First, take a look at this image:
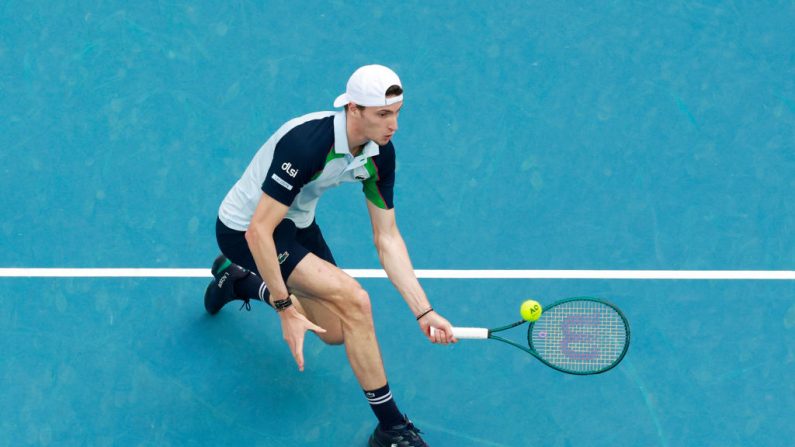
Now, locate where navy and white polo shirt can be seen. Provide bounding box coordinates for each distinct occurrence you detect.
[218,110,396,231]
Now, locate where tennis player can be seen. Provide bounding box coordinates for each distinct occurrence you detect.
[204,64,455,446]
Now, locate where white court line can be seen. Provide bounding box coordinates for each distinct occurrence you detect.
[0,268,793,280]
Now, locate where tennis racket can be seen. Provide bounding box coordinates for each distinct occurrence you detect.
[431,297,630,375]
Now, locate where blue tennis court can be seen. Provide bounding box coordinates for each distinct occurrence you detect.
[2,1,793,446]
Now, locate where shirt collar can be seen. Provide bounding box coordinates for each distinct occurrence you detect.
[333,111,381,158]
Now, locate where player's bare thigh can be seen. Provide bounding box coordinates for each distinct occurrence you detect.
[287,252,371,325]
[291,293,344,345]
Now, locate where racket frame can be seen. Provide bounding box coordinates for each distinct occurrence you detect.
[526,296,630,376]
[488,297,631,375]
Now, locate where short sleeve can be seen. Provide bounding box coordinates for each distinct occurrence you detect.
[362,143,395,209]
[261,132,323,206]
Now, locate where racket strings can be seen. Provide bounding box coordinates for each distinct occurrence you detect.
[530,300,628,373]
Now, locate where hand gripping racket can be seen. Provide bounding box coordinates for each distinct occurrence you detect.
[432,297,630,375]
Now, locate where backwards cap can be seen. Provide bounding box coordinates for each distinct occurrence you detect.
[333,65,403,108]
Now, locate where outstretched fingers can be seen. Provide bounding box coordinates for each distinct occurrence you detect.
[292,335,305,372]
[286,315,327,372]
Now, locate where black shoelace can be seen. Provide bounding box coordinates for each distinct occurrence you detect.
[391,420,424,446]
[405,422,423,442]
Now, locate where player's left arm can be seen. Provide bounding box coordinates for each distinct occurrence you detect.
[366,201,456,344]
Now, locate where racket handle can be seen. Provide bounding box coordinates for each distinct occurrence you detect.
[430,326,489,339]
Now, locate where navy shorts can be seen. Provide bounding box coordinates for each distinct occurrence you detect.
[215,217,336,281]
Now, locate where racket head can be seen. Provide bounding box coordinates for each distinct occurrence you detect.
[527,297,630,375]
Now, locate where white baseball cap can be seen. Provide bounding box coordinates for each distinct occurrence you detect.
[333,64,403,108]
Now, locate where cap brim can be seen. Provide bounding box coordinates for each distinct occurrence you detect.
[333,93,349,108]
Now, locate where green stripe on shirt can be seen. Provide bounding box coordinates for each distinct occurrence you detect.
[310,146,347,181]
[362,158,387,209]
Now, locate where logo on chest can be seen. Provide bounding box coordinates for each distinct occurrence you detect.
[281,162,299,178]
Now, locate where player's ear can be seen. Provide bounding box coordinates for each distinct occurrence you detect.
[348,102,362,118]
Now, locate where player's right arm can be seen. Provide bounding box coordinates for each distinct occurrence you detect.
[246,122,322,300]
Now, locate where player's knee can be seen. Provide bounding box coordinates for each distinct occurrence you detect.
[351,286,372,317]
[338,284,372,324]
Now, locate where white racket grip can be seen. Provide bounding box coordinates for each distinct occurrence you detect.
[430,326,489,339]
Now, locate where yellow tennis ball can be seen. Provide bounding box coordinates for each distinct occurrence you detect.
[520,300,543,322]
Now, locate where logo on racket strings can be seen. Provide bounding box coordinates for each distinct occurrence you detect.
[560,314,600,360]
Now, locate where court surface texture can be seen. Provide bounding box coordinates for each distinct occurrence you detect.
[1,2,793,446]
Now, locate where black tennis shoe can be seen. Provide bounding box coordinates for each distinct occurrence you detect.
[204,255,250,314]
[368,415,428,447]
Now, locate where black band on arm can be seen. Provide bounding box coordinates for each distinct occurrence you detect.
[415,307,434,320]
[273,295,294,312]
